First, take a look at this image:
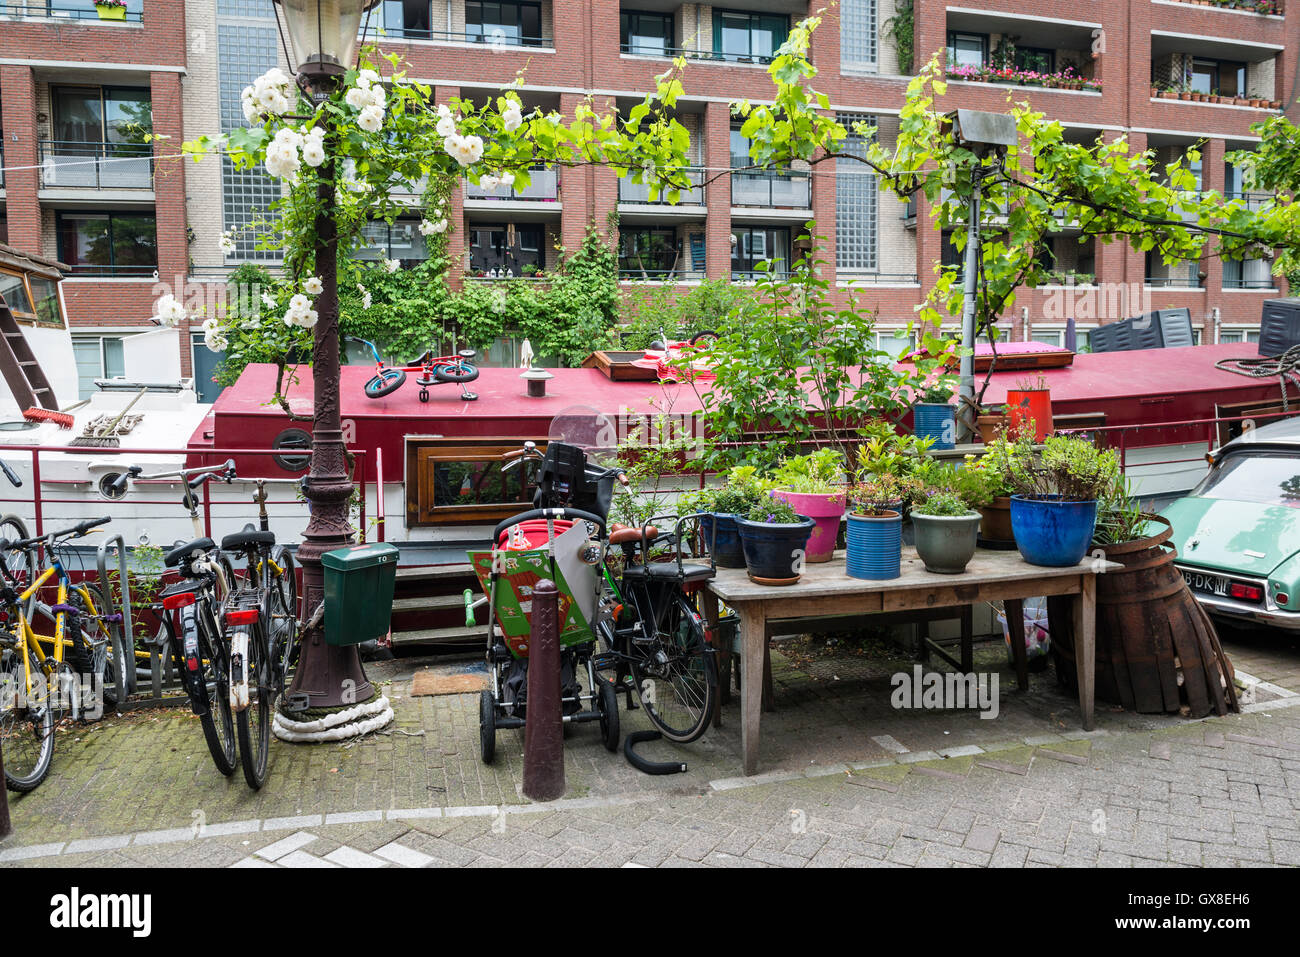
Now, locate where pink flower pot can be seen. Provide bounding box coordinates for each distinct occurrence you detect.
[771,490,845,563]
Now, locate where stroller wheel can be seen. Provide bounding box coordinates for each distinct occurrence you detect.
[479,690,497,764]
[598,678,620,752]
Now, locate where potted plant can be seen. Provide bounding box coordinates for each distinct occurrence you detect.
[965,437,1017,545]
[911,490,983,574]
[976,403,1009,443]
[695,465,771,568]
[770,447,846,563]
[1003,432,1118,566]
[736,496,815,585]
[1005,372,1052,441]
[94,0,128,19]
[845,477,903,580]
[911,371,958,451]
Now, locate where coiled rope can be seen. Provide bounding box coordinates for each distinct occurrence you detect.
[1214,344,1300,412]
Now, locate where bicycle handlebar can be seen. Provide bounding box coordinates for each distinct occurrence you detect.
[0,458,21,488]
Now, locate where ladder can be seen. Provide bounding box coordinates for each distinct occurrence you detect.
[0,294,58,411]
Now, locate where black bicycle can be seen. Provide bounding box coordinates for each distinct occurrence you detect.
[220,480,299,789]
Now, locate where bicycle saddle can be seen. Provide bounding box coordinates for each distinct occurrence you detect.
[609,524,659,545]
[221,528,276,550]
[165,538,215,568]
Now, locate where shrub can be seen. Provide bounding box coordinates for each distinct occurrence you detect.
[745,497,801,524]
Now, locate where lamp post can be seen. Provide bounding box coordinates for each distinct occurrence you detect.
[272,0,381,716]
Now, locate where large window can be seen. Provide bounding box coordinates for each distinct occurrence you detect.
[469,224,544,275]
[219,23,281,260]
[621,10,673,55]
[56,212,157,276]
[357,219,429,264]
[1190,58,1246,98]
[731,227,790,278]
[72,335,126,400]
[466,1,543,46]
[619,228,680,278]
[1223,257,1274,290]
[947,32,987,69]
[1014,46,1055,73]
[840,0,877,72]
[835,112,877,272]
[381,0,431,38]
[714,9,788,62]
[51,86,151,147]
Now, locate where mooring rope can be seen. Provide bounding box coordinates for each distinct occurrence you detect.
[1214,344,1300,413]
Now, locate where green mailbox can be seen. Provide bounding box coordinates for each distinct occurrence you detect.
[322,542,399,646]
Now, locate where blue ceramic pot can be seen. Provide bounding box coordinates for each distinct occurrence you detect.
[845,511,902,580]
[1009,495,1098,567]
[700,512,746,568]
[913,402,955,450]
[736,515,815,582]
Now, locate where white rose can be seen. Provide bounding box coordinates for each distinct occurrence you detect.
[289,293,311,313]
[301,138,326,167]
[500,171,515,187]
[463,135,484,163]
[357,68,380,87]
[261,292,276,309]
[204,329,228,353]
[431,219,447,233]
[437,103,452,119]
[297,308,319,328]
[303,276,323,295]
[419,219,437,236]
[219,232,236,254]
[202,317,219,332]
[502,106,523,132]
[479,174,500,191]
[362,290,373,309]
[152,294,186,327]
[384,259,400,274]
[357,105,384,133]
[345,86,370,111]
[367,85,386,110]
[436,115,457,138]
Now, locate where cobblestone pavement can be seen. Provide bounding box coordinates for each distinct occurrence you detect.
[3,628,1299,868]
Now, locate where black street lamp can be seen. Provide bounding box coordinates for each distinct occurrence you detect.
[272,0,381,719]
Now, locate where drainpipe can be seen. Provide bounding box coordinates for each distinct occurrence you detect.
[1211,306,1221,344]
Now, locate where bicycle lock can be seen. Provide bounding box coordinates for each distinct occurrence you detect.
[522,579,565,802]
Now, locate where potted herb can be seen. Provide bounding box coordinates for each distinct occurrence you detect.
[911,373,958,451]
[94,0,128,19]
[1005,372,1052,441]
[911,490,983,574]
[697,466,770,568]
[1004,433,1118,566]
[770,447,845,563]
[735,496,815,585]
[976,403,1009,444]
[845,477,903,580]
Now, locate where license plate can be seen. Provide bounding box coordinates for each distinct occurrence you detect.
[1182,570,1229,596]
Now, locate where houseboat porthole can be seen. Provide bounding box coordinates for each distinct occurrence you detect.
[272,428,313,472]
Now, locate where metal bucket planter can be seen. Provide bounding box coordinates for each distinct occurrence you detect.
[736,515,815,585]
[913,511,982,574]
[1006,388,1052,440]
[1052,516,1238,717]
[700,512,745,568]
[771,490,844,563]
[846,511,902,580]
[1010,495,1097,567]
[913,402,955,450]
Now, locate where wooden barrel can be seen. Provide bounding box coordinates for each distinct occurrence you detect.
[1051,516,1238,717]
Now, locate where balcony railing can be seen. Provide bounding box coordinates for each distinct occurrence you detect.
[376,26,551,47]
[1144,275,1203,288]
[619,44,781,65]
[1223,277,1277,289]
[619,267,707,281]
[465,168,558,202]
[1225,190,1274,210]
[618,168,705,205]
[39,140,153,190]
[0,3,143,21]
[730,168,812,208]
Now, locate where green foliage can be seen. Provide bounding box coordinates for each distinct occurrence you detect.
[884,0,914,74]
[610,409,707,527]
[772,447,844,494]
[913,461,994,511]
[745,496,801,524]
[1005,432,1119,501]
[853,420,936,483]
[616,278,753,349]
[848,477,902,517]
[1092,471,1150,546]
[696,465,775,515]
[913,490,972,517]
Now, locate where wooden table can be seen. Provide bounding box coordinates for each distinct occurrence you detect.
[701,548,1117,776]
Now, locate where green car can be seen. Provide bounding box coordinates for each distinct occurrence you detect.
[1161,416,1300,632]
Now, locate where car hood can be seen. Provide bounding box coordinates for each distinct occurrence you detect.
[1161,496,1300,577]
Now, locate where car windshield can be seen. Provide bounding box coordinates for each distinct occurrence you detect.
[1195,451,1300,508]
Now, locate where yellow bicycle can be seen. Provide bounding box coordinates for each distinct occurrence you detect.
[0,515,116,792]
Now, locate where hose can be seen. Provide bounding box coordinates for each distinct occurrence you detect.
[1215,344,1300,412]
[271,694,394,743]
[623,729,687,775]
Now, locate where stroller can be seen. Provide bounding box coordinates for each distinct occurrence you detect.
[467,441,627,764]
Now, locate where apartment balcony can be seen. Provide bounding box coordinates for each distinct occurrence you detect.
[944,12,1102,93]
[38,141,153,191]
[1225,190,1274,210]
[619,267,707,282]
[730,168,812,223]
[0,2,143,21]
[617,169,706,222]
[377,25,552,48]
[464,169,560,220]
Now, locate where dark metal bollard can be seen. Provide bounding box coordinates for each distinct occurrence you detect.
[0,740,11,838]
[522,579,565,801]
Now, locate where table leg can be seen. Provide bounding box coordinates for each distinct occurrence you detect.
[738,603,766,776]
[703,591,724,729]
[1004,598,1029,692]
[1072,577,1097,730]
[763,632,776,713]
[960,605,974,673]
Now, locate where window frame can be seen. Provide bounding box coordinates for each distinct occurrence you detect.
[946,31,988,69]
[620,9,674,55]
[713,8,789,63]
[55,210,158,276]
[465,1,544,47]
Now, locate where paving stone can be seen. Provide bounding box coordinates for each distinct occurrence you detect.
[254,831,318,862]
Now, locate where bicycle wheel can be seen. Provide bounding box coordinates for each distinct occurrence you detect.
[268,546,298,679]
[185,604,236,776]
[364,368,406,398]
[1,645,54,792]
[432,360,479,383]
[0,515,36,598]
[628,593,716,743]
[689,329,720,349]
[235,621,270,790]
[68,583,116,713]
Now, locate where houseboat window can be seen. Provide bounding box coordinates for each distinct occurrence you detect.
[1195,452,1300,508]
[408,439,547,525]
[0,270,36,320]
[28,276,63,329]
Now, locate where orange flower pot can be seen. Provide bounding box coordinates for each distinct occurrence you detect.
[1005,388,1052,440]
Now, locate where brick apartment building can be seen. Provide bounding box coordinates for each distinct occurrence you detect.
[0,0,1296,402]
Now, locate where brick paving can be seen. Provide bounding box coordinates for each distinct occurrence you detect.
[2,628,1299,867]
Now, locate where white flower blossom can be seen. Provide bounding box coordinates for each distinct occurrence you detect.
[301,138,326,167]
[289,293,311,313]
[502,105,523,132]
[357,105,384,133]
[384,259,401,274]
[445,133,484,167]
[152,294,187,327]
[303,276,323,295]
[357,283,373,309]
[261,292,276,309]
[219,232,236,254]
[204,328,228,353]
[500,171,515,187]
[478,174,501,192]
[357,68,380,88]
[435,114,458,138]
[345,86,371,111]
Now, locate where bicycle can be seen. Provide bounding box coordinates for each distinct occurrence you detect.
[350,336,479,402]
[0,515,120,792]
[219,479,299,789]
[109,460,240,777]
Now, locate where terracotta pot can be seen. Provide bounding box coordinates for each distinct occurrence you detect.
[976,413,1009,444]
[979,496,1015,543]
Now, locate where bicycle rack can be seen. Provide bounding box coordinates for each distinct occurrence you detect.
[96,535,135,708]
